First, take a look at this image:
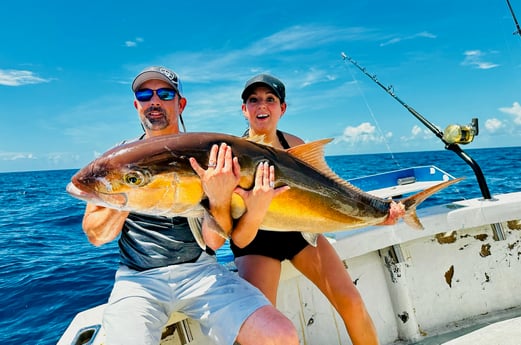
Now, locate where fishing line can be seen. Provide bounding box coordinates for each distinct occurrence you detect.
[340,53,402,168]
[341,52,493,200]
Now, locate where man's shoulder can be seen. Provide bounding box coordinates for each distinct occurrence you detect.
[113,134,145,148]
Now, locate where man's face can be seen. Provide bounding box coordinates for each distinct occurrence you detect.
[134,79,186,137]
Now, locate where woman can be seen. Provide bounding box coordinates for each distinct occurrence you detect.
[230,74,379,345]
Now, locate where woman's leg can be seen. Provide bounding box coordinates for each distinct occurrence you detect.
[291,235,379,345]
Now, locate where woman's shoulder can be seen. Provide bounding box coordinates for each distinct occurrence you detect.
[279,131,305,146]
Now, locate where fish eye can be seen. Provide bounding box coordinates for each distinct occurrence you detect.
[123,170,149,186]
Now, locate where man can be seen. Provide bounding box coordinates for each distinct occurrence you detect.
[81,66,298,345]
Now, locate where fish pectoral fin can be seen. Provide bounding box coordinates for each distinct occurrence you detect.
[187,217,206,250]
[200,198,231,240]
[301,232,319,247]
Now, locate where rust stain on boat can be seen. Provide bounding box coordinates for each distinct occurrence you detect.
[507,220,521,230]
[445,265,454,287]
[507,240,519,251]
[474,234,488,241]
[480,244,491,257]
[436,232,457,244]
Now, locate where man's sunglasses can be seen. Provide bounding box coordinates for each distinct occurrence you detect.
[135,88,177,102]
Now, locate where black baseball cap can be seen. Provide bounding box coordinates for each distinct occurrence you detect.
[241,74,285,103]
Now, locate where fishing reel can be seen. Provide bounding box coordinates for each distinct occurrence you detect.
[442,118,479,145]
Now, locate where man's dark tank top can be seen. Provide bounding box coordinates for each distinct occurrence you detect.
[119,213,204,271]
[115,135,204,271]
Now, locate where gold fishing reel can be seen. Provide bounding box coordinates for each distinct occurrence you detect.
[442,118,479,145]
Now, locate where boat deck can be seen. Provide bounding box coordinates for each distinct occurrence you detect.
[400,307,521,345]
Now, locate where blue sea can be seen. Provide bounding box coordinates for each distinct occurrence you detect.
[1,146,520,344]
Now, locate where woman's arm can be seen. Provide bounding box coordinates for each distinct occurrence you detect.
[231,163,289,248]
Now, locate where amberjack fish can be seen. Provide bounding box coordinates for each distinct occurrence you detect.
[67,132,461,242]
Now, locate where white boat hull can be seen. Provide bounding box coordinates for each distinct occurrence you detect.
[58,167,521,345]
[276,191,521,344]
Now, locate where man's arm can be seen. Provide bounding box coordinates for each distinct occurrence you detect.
[82,203,129,246]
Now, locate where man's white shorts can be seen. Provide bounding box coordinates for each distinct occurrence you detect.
[103,252,270,345]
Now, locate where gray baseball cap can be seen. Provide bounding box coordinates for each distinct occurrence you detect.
[241,74,285,103]
[131,66,183,96]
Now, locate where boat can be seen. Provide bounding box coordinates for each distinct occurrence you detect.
[58,162,521,345]
[58,57,521,345]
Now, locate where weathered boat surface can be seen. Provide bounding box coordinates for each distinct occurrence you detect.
[58,165,521,345]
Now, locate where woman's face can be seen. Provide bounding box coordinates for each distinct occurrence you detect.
[242,86,286,134]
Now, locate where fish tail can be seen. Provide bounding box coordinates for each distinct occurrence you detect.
[403,209,423,229]
[401,178,464,230]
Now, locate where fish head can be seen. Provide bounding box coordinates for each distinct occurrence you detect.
[66,138,205,216]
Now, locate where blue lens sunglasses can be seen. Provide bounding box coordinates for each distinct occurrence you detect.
[135,88,177,102]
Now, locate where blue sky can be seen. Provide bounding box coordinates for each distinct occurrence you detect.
[1,0,521,172]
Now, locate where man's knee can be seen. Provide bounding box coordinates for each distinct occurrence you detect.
[237,305,299,345]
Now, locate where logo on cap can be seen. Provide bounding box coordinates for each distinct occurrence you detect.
[159,67,178,85]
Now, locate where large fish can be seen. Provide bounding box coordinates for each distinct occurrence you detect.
[66,132,461,243]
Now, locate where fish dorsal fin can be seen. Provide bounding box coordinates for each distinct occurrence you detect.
[246,134,269,146]
[287,138,332,170]
[287,138,366,193]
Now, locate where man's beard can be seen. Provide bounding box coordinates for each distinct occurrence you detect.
[143,106,169,130]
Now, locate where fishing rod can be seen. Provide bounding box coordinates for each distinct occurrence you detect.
[506,0,521,37]
[341,52,492,200]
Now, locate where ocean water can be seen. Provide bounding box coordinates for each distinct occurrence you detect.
[1,146,520,344]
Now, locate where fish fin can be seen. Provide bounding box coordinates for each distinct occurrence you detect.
[200,198,231,240]
[301,232,319,247]
[187,217,206,250]
[403,210,423,230]
[400,177,464,230]
[246,134,269,145]
[287,138,333,171]
[288,139,367,193]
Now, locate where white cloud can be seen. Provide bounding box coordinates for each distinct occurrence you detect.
[499,102,521,125]
[247,25,378,55]
[337,122,391,144]
[125,37,144,47]
[484,118,504,133]
[0,69,49,86]
[411,125,422,136]
[461,50,499,70]
[0,152,36,160]
[400,125,435,142]
[379,31,436,47]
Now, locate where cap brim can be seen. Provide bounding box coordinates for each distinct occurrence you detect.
[132,71,180,93]
[241,82,282,101]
